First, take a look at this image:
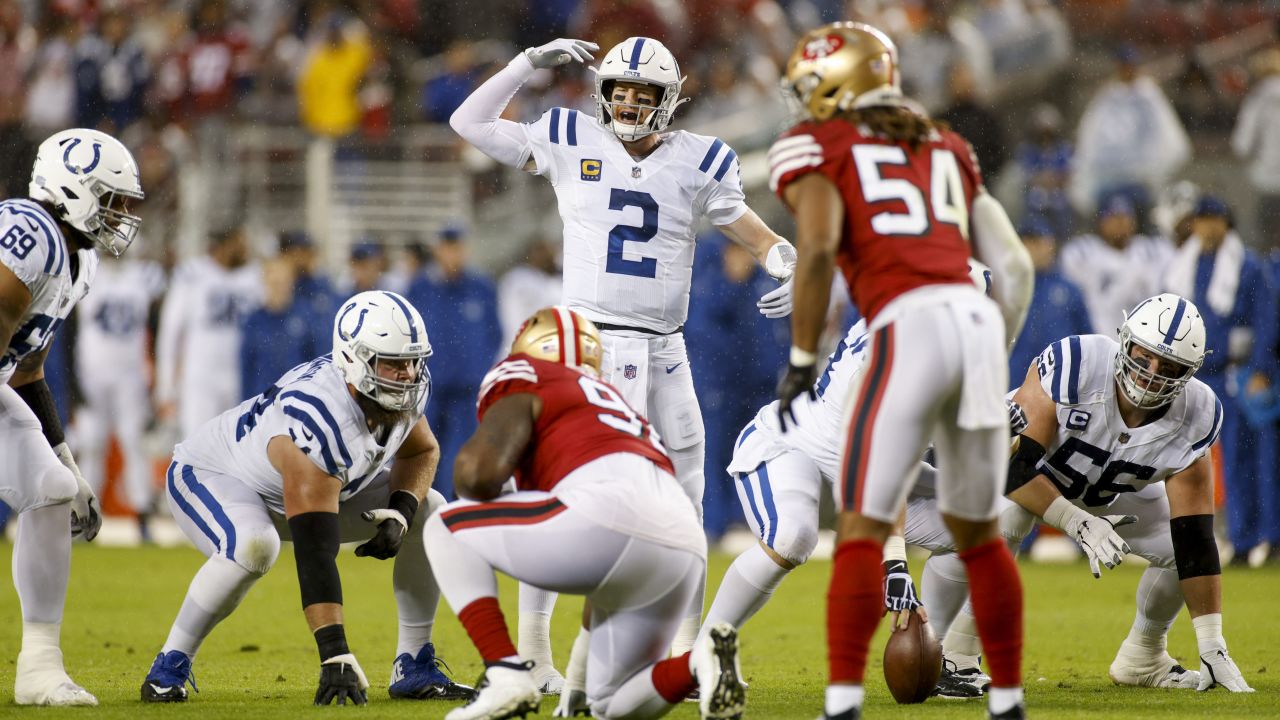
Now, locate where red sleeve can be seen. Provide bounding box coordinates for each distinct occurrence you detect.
[768,121,851,208]
[476,356,540,420]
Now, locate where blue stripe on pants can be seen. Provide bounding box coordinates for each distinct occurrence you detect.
[758,463,778,547]
[182,464,239,561]
[167,462,221,553]
[738,472,767,543]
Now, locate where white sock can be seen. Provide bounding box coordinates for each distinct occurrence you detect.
[20,622,61,658]
[824,684,864,716]
[162,556,259,657]
[563,627,591,692]
[395,490,443,656]
[988,686,1024,714]
[14,504,72,624]
[942,604,983,670]
[921,552,970,637]
[517,583,558,671]
[699,543,790,646]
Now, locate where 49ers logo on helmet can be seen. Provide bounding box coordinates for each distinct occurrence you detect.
[802,34,844,60]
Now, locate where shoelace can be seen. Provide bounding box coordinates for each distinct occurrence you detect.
[432,654,456,678]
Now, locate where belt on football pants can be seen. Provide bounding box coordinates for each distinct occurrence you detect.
[594,322,683,336]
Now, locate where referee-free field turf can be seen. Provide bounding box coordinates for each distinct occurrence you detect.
[0,544,1275,719]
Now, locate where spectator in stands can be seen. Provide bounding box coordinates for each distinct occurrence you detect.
[25,12,79,144]
[0,0,33,200]
[239,257,317,397]
[406,222,501,498]
[1232,48,1280,252]
[686,235,788,540]
[1070,43,1190,224]
[298,10,372,138]
[1164,195,1278,567]
[421,39,480,123]
[383,239,430,296]
[1060,193,1173,338]
[1006,216,1092,388]
[938,61,1008,185]
[1016,102,1074,241]
[156,0,253,127]
[1171,57,1235,136]
[76,9,149,134]
[896,2,993,114]
[346,239,388,294]
[497,236,561,347]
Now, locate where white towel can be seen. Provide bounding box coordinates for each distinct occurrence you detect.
[951,302,1010,430]
[1164,231,1244,317]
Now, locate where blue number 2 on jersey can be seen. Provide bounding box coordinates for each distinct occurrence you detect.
[605,189,658,278]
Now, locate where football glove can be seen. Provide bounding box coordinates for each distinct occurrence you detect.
[1006,398,1029,437]
[776,362,816,433]
[1197,645,1253,692]
[55,442,101,542]
[757,278,793,319]
[314,653,369,706]
[525,39,598,69]
[882,559,923,618]
[353,508,409,560]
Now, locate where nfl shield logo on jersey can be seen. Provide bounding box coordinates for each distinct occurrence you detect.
[631,166,642,179]
[624,364,637,379]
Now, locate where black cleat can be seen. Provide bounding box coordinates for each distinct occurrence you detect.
[932,660,989,699]
[990,702,1026,719]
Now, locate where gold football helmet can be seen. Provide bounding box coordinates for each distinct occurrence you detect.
[511,306,604,375]
[782,21,901,121]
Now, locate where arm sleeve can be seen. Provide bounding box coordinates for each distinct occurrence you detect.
[768,129,826,200]
[448,53,541,171]
[476,357,540,420]
[971,192,1034,343]
[701,140,749,226]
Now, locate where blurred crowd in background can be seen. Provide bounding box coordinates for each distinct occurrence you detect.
[3,0,1280,566]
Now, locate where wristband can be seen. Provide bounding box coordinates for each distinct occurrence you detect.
[388,490,420,528]
[789,346,817,367]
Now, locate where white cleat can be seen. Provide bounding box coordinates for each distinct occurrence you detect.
[531,661,566,695]
[446,660,541,720]
[15,649,97,706]
[692,622,746,720]
[1109,652,1201,689]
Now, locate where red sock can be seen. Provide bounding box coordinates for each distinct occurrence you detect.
[827,539,883,684]
[960,538,1023,687]
[457,597,518,663]
[651,652,696,704]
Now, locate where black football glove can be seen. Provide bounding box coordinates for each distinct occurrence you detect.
[353,508,408,560]
[314,653,369,706]
[1006,399,1029,437]
[776,363,817,432]
[882,559,923,615]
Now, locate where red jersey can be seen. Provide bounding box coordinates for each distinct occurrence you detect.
[476,355,674,492]
[769,117,980,320]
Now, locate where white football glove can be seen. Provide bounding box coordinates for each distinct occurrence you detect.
[1194,614,1254,692]
[763,241,796,283]
[1043,497,1135,578]
[54,442,101,542]
[525,39,598,69]
[757,278,793,318]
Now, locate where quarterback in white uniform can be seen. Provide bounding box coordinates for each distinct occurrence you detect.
[154,226,262,438]
[907,294,1253,696]
[140,291,471,705]
[72,254,166,533]
[450,35,798,681]
[0,128,144,705]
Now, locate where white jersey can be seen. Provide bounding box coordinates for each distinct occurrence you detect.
[174,355,430,513]
[1059,233,1173,337]
[728,320,870,482]
[74,258,165,384]
[0,198,98,384]
[520,108,748,332]
[1032,334,1222,509]
[154,256,262,405]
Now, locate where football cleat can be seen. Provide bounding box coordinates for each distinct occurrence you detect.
[1109,652,1200,689]
[389,643,474,700]
[692,622,746,720]
[15,647,97,706]
[552,688,591,717]
[140,650,197,703]
[530,661,566,695]
[817,709,861,720]
[989,703,1026,720]
[932,659,990,699]
[445,660,541,720]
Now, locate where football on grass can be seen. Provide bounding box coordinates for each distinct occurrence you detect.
[883,612,943,704]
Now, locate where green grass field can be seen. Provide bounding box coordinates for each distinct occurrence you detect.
[0,545,1275,719]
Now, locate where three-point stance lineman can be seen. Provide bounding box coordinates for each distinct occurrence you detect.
[426,307,744,720]
[1,128,144,706]
[141,291,471,705]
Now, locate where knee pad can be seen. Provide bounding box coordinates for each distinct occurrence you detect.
[770,520,819,566]
[38,463,77,506]
[232,528,281,576]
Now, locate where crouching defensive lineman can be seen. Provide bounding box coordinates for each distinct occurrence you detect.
[908,294,1253,695]
[426,307,745,720]
[141,291,471,704]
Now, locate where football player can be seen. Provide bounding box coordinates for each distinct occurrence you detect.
[140,291,472,705]
[907,294,1253,695]
[449,35,798,679]
[769,22,1034,720]
[0,128,144,705]
[71,251,166,540]
[425,306,744,720]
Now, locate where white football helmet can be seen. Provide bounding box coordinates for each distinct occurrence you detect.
[29,128,143,257]
[333,291,432,412]
[1114,293,1206,409]
[593,37,689,141]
